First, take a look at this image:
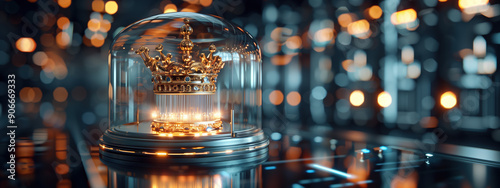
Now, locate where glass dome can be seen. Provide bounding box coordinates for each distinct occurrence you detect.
[100,12,267,164]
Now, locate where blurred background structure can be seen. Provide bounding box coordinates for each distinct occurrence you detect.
[1,0,500,187]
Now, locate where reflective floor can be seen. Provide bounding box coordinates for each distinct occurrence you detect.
[2,125,500,188]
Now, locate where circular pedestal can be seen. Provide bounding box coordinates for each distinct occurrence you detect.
[99,122,268,166]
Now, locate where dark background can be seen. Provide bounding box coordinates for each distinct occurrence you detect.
[0,0,500,186]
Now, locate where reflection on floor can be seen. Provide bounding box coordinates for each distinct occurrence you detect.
[3,127,500,188]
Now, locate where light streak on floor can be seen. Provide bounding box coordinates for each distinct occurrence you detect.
[309,164,355,179]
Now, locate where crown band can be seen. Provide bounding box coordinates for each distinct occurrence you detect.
[152,73,217,94]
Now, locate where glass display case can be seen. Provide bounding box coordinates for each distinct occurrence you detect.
[99,12,268,164]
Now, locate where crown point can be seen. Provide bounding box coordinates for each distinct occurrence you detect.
[155,44,163,51]
[180,18,193,36]
[209,44,216,52]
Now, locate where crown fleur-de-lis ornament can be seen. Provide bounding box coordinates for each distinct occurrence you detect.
[135,18,225,95]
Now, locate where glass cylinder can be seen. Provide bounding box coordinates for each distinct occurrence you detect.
[100,12,267,164]
[108,13,261,136]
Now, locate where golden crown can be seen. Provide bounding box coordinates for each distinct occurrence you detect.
[135,18,225,95]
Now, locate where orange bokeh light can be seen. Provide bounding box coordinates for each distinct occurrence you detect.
[338,13,354,28]
[53,87,68,102]
[16,38,36,52]
[342,59,354,72]
[91,34,105,47]
[271,55,293,66]
[105,1,118,15]
[286,91,301,106]
[314,28,334,43]
[459,0,489,14]
[368,5,383,19]
[88,19,100,32]
[100,20,111,32]
[32,87,43,103]
[285,36,302,50]
[200,0,213,7]
[20,87,35,103]
[347,19,371,39]
[55,164,70,175]
[391,9,417,25]
[420,116,438,128]
[57,17,70,30]
[459,0,488,10]
[57,0,71,8]
[181,5,200,12]
[164,4,177,13]
[92,0,105,12]
[56,32,70,47]
[269,90,284,105]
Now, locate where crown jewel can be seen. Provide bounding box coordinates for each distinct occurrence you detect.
[136,18,225,95]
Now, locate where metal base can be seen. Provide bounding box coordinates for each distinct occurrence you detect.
[99,124,268,166]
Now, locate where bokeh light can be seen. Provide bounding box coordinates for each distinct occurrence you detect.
[342,59,354,72]
[285,36,302,50]
[350,90,365,107]
[19,87,44,103]
[401,45,414,64]
[32,87,43,103]
[57,17,70,30]
[347,19,371,39]
[286,91,301,106]
[105,1,118,15]
[100,20,111,32]
[200,0,213,7]
[314,28,334,43]
[92,0,105,12]
[368,5,383,19]
[459,0,489,13]
[440,91,457,109]
[164,4,177,13]
[407,63,421,79]
[20,87,35,103]
[338,13,355,28]
[16,38,36,52]
[269,90,284,105]
[88,19,101,32]
[377,91,392,108]
[57,0,71,8]
[391,9,417,25]
[56,32,71,47]
[91,34,105,47]
[53,87,68,102]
